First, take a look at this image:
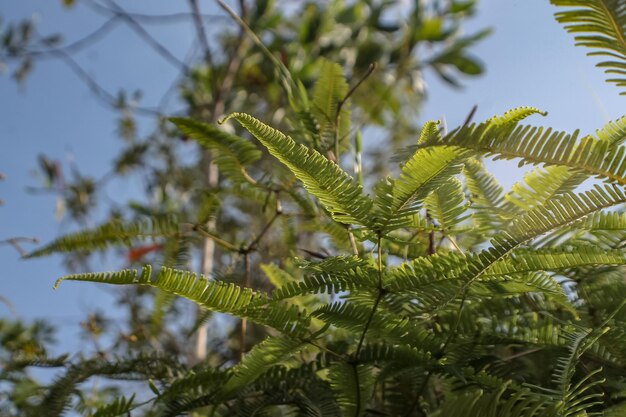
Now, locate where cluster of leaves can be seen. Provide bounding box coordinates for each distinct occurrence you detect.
[5,0,626,416]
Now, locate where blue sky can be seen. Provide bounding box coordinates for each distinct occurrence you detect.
[0,0,624,352]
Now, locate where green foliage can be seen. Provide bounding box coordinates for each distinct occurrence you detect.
[168,118,262,185]
[25,216,180,258]
[551,0,626,94]
[51,103,626,414]
[8,0,626,416]
[223,112,374,227]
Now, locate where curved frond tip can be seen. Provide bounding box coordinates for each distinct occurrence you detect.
[551,0,626,94]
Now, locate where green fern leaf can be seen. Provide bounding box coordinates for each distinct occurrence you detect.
[464,158,506,230]
[374,123,468,231]
[311,59,350,150]
[487,106,548,127]
[424,177,470,232]
[272,257,378,301]
[223,112,374,227]
[222,336,305,396]
[170,117,262,184]
[594,115,626,145]
[90,394,135,417]
[485,246,626,275]
[328,362,374,417]
[55,265,311,337]
[467,185,626,284]
[418,113,626,185]
[503,166,586,213]
[26,216,179,258]
[551,0,626,94]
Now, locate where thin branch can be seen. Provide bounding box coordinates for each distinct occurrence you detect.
[340,63,377,113]
[87,0,189,72]
[333,63,377,160]
[25,17,121,58]
[0,237,40,257]
[240,252,250,361]
[157,40,200,112]
[216,0,295,98]
[188,0,214,68]
[97,11,227,25]
[192,225,239,252]
[48,48,162,116]
[246,209,281,252]
[352,362,362,417]
[462,104,478,127]
[0,295,17,315]
[210,0,250,120]
[355,235,384,357]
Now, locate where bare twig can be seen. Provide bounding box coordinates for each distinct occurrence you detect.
[92,10,227,25]
[355,235,384,357]
[87,0,189,72]
[48,48,162,116]
[0,237,40,257]
[0,295,17,315]
[333,63,377,160]
[462,104,478,127]
[188,0,214,68]
[22,18,121,58]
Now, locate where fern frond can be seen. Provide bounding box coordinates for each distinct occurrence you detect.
[328,362,374,417]
[476,271,571,308]
[55,266,311,337]
[90,394,135,417]
[485,246,626,276]
[423,119,626,185]
[438,376,551,417]
[373,143,468,231]
[157,367,228,413]
[551,0,626,94]
[311,59,350,149]
[170,117,262,185]
[38,355,179,417]
[487,106,548,127]
[1,354,69,373]
[465,185,626,286]
[271,267,377,301]
[503,166,586,213]
[312,301,431,346]
[355,343,432,367]
[222,336,305,396]
[411,185,626,313]
[464,158,506,230]
[223,112,374,227]
[594,115,626,145]
[424,177,470,232]
[417,120,443,146]
[581,210,626,230]
[27,216,180,258]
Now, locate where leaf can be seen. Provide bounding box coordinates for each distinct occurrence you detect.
[55,265,311,337]
[222,336,305,395]
[311,59,350,149]
[328,362,374,417]
[170,117,262,185]
[374,121,469,231]
[424,177,469,232]
[551,0,626,94]
[222,112,374,227]
[90,394,135,417]
[421,114,626,186]
[26,216,179,258]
